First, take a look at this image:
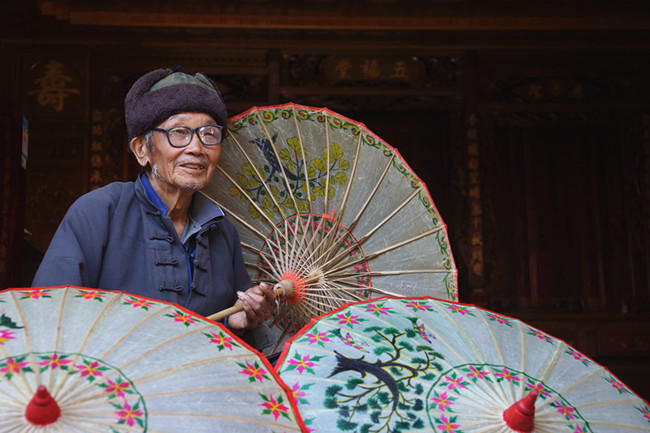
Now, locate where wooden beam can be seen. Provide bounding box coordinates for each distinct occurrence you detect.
[61,12,650,31]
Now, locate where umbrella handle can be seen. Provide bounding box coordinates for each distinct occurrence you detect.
[206,280,296,322]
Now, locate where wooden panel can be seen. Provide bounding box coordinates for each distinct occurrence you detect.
[24,132,86,254]
[482,122,642,313]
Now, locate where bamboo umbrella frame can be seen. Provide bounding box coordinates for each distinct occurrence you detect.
[201,103,457,349]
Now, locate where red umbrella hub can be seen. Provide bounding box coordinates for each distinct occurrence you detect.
[503,389,539,433]
[25,385,61,425]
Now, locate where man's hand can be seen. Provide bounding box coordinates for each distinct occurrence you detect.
[227,282,276,332]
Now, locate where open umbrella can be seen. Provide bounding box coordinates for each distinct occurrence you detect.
[201,103,457,347]
[0,286,307,432]
[275,295,650,432]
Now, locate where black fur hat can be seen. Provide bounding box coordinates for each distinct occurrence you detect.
[124,66,227,144]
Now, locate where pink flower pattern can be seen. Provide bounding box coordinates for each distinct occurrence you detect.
[430,391,456,411]
[465,365,489,381]
[334,312,364,327]
[238,360,268,383]
[445,304,473,316]
[0,329,16,345]
[122,296,155,310]
[525,382,552,398]
[364,303,392,316]
[103,378,131,398]
[304,330,332,346]
[444,373,468,392]
[115,400,144,427]
[205,330,236,351]
[527,327,555,344]
[167,310,198,327]
[259,393,290,421]
[74,360,106,381]
[638,404,650,422]
[605,376,631,395]
[0,357,29,377]
[485,312,513,327]
[286,353,321,375]
[494,367,521,384]
[75,290,106,301]
[553,401,576,420]
[435,414,461,432]
[566,347,592,367]
[20,289,52,300]
[403,300,434,312]
[39,354,72,371]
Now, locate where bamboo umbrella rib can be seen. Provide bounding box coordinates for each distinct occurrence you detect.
[356,185,424,245]
[268,324,292,354]
[322,110,332,223]
[319,185,424,271]
[326,131,363,251]
[306,152,361,272]
[486,313,516,403]
[293,105,314,211]
[60,330,260,410]
[55,306,187,408]
[289,108,320,270]
[281,215,304,273]
[314,287,339,311]
[44,287,70,395]
[226,119,291,224]
[314,111,335,262]
[202,192,289,276]
[219,123,294,270]
[290,302,314,329]
[53,304,189,408]
[428,302,513,406]
[532,338,563,388]
[535,365,607,413]
[324,223,444,278]
[293,292,343,316]
[201,193,270,245]
[256,106,303,224]
[4,291,40,402]
[147,412,302,431]
[243,254,283,283]
[288,216,344,274]
[309,279,400,298]
[252,107,304,271]
[291,292,327,315]
[130,352,253,385]
[51,292,125,402]
[42,418,110,433]
[204,172,287,266]
[323,269,451,285]
[281,214,323,271]
[301,285,368,303]
[321,153,395,266]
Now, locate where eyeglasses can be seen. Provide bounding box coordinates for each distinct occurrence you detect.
[151,125,224,148]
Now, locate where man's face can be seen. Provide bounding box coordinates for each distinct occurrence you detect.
[146,112,222,191]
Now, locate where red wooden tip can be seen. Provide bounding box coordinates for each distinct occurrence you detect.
[25,385,61,425]
[503,389,539,433]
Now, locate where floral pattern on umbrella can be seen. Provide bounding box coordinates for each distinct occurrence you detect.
[275,296,650,432]
[0,286,307,432]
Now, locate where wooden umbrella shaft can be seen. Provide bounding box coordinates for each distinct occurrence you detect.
[207,279,296,322]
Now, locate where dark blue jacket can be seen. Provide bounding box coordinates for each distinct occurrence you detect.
[32,175,252,318]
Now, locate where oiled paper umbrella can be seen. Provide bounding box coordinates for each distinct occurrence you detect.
[201,103,457,348]
[275,296,650,432]
[0,286,307,432]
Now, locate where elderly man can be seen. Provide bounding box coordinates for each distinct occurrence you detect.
[32,67,276,345]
